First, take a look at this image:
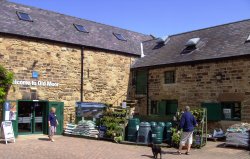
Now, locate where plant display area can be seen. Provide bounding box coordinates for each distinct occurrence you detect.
[171,108,207,148]
[100,108,128,142]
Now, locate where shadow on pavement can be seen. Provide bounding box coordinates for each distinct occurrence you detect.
[0,141,6,144]
[141,155,153,158]
[216,143,250,151]
[38,138,50,141]
[162,150,179,155]
[141,150,179,158]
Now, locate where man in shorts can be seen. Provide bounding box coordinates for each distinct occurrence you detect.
[178,106,197,155]
[48,107,59,142]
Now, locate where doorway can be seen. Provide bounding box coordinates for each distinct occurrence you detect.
[18,101,46,134]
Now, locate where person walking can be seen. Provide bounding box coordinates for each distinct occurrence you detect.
[48,107,59,142]
[177,106,197,155]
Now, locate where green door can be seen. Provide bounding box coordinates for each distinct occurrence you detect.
[158,101,166,116]
[44,102,64,135]
[201,103,222,121]
[166,100,178,115]
[136,70,148,94]
[2,101,18,137]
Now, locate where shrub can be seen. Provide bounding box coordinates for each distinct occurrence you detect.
[0,65,13,104]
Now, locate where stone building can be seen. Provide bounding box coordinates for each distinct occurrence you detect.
[131,19,250,129]
[0,0,249,135]
[0,0,151,135]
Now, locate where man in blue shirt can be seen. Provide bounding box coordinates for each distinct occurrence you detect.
[178,106,197,155]
[48,107,59,142]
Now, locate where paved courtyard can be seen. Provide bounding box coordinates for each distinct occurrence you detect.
[0,135,249,159]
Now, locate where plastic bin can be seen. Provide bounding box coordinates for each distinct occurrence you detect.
[137,122,151,144]
[165,122,172,144]
[127,118,140,142]
[152,125,164,144]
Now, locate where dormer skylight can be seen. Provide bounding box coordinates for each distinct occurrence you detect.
[16,11,33,22]
[185,38,200,46]
[181,38,200,54]
[113,33,127,41]
[246,34,250,42]
[74,24,89,33]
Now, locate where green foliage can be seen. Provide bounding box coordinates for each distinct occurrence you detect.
[100,108,127,139]
[171,128,181,145]
[190,109,204,121]
[0,65,14,104]
[114,136,122,143]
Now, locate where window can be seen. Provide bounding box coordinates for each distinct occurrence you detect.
[246,34,250,43]
[181,45,197,54]
[73,24,89,33]
[164,71,175,84]
[158,100,178,116]
[221,102,241,120]
[113,33,127,41]
[181,38,200,54]
[185,38,200,46]
[16,11,33,22]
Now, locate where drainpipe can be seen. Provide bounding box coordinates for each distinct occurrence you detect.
[146,69,149,115]
[80,46,84,102]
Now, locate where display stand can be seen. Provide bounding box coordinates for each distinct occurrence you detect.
[100,106,130,141]
[1,121,15,144]
[193,108,207,148]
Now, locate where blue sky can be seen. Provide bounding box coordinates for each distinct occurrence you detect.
[10,0,250,37]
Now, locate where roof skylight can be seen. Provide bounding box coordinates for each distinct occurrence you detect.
[16,11,33,22]
[246,34,250,42]
[74,24,89,33]
[185,38,200,46]
[113,33,127,41]
[181,38,200,54]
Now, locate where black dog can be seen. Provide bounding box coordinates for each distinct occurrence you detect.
[148,143,162,159]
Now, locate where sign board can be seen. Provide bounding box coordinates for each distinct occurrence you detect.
[76,102,106,118]
[4,102,17,121]
[223,109,232,119]
[122,102,127,109]
[1,121,15,144]
[13,79,59,87]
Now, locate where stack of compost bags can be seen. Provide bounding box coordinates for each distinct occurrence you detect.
[226,123,250,147]
[64,123,77,135]
[72,120,99,138]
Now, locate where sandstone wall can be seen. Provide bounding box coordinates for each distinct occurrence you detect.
[136,58,250,124]
[0,34,138,126]
[0,35,81,124]
[83,49,135,105]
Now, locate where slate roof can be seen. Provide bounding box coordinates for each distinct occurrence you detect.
[0,0,152,55]
[133,19,250,68]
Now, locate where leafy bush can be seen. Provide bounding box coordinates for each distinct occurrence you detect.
[0,65,13,104]
[190,109,204,121]
[171,128,181,146]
